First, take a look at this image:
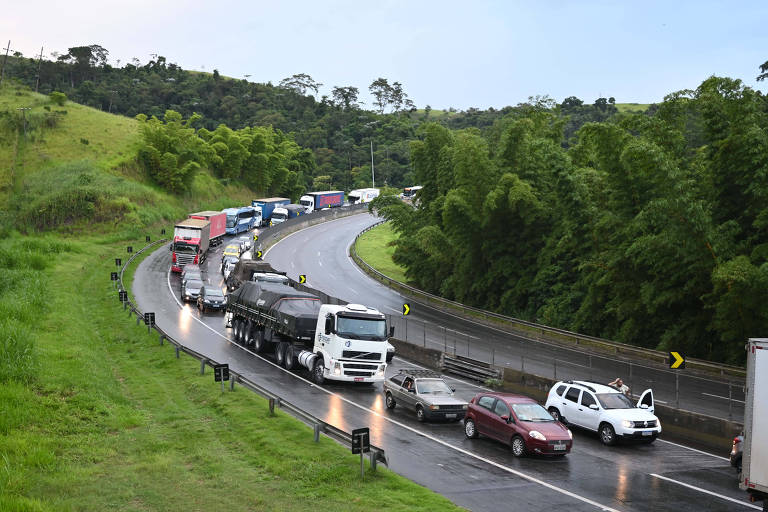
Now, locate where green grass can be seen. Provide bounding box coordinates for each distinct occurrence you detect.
[615,102,651,113]
[355,222,409,284]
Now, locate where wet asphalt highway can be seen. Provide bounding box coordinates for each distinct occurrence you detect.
[131,220,754,511]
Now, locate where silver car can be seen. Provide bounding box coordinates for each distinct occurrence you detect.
[383,369,468,422]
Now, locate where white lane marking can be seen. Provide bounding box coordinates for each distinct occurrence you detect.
[650,473,760,510]
[655,439,730,461]
[265,215,738,465]
[702,392,745,404]
[349,288,359,295]
[163,266,620,511]
[654,399,668,404]
[318,260,323,267]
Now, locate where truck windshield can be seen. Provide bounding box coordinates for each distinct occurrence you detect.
[226,215,237,228]
[174,242,198,254]
[272,213,287,221]
[300,199,312,207]
[336,317,387,340]
[596,393,633,409]
[349,195,360,203]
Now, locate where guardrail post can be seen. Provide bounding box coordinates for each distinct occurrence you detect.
[405,319,408,341]
[269,397,275,416]
[588,355,593,380]
[159,334,165,345]
[123,301,127,311]
[443,327,447,353]
[553,360,557,380]
[230,375,235,391]
[175,345,180,359]
[200,359,206,375]
[728,381,733,420]
[314,423,321,442]
[369,450,377,471]
[675,372,679,409]
[491,348,495,366]
[136,316,141,326]
[466,333,470,358]
[521,355,525,374]
[629,362,633,397]
[423,322,426,347]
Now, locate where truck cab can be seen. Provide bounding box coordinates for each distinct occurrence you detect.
[310,303,389,383]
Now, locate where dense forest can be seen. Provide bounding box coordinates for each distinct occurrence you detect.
[2,45,621,193]
[372,78,768,365]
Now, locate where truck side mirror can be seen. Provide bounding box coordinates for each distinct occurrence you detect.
[324,315,334,335]
[389,326,395,337]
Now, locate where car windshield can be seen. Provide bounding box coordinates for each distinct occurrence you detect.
[416,379,453,395]
[186,279,203,290]
[225,246,239,254]
[596,393,634,409]
[184,272,201,281]
[206,289,225,298]
[336,316,387,341]
[511,403,555,422]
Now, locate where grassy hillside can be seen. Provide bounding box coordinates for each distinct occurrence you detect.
[0,84,461,511]
[355,222,408,283]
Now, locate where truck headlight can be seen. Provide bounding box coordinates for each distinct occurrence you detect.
[622,420,633,429]
[333,362,341,376]
[529,431,547,441]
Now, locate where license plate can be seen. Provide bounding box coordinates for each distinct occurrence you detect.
[554,444,566,451]
[642,430,652,436]
[445,413,457,418]
[354,377,364,382]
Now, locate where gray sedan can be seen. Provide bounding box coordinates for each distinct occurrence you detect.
[383,370,468,422]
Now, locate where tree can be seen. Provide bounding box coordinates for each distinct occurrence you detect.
[369,77,391,114]
[757,59,768,81]
[331,86,360,110]
[279,73,322,96]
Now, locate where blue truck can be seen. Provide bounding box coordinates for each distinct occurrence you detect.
[251,197,291,227]
[222,206,259,235]
[299,191,345,213]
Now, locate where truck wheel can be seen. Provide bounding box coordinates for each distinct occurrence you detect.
[284,345,296,370]
[253,329,266,353]
[232,319,241,342]
[313,358,325,385]
[242,323,253,346]
[275,342,286,366]
[236,320,245,344]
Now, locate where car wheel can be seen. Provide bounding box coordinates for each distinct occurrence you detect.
[312,357,325,385]
[284,345,296,370]
[464,418,478,439]
[385,392,396,410]
[548,407,564,424]
[416,405,425,422]
[511,436,527,457]
[599,423,617,446]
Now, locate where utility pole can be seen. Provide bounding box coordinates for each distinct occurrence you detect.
[16,107,31,141]
[0,40,12,87]
[108,90,117,113]
[35,46,43,93]
[370,140,375,188]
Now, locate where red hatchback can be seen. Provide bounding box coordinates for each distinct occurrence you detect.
[464,392,573,457]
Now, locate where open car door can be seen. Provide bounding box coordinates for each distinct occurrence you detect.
[637,388,655,414]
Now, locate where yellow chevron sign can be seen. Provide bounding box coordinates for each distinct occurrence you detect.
[256,250,263,259]
[402,303,410,316]
[669,351,685,369]
[299,274,306,284]
[253,234,259,241]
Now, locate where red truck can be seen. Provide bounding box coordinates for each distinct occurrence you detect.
[188,211,226,246]
[171,218,211,273]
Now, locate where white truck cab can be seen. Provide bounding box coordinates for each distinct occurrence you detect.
[302,303,390,384]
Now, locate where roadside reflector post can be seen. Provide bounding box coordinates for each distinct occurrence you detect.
[369,450,377,471]
[269,397,275,416]
[175,346,180,359]
[159,334,165,346]
[314,423,321,442]
[200,359,206,375]
[230,375,235,391]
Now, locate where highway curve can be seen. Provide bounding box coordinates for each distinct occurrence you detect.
[131,215,754,512]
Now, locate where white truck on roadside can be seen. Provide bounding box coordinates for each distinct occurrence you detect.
[741,338,768,510]
[348,188,380,205]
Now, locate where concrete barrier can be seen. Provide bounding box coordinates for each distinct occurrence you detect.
[393,338,742,453]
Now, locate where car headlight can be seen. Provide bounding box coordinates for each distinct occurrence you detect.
[567,429,573,439]
[529,431,547,441]
[462,404,468,410]
[622,420,633,429]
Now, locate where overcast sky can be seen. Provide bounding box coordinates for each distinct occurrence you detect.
[3,1,766,110]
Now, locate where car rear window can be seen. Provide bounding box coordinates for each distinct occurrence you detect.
[556,385,567,396]
[565,387,581,403]
[477,396,495,410]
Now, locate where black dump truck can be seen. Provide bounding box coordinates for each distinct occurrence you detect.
[226,260,286,292]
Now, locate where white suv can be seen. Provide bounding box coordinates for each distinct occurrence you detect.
[544,380,661,445]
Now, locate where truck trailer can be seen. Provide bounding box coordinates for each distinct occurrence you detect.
[227,281,390,384]
[225,260,285,292]
[251,197,291,226]
[348,188,380,205]
[270,204,305,225]
[188,211,226,246]
[171,218,210,273]
[741,338,768,510]
[299,191,344,213]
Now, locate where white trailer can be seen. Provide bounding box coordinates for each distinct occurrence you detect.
[348,188,380,205]
[741,338,768,509]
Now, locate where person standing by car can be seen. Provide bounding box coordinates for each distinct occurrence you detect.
[608,378,630,397]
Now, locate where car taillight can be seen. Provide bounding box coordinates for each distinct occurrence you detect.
[172,252,176,263]
[734,437,742,444]
[193,254,199,264]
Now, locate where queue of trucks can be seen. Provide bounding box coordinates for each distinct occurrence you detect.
[741,338,768,509]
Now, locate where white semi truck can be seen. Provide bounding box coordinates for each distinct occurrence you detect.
[741,338,768,510]
[226,281,391,384]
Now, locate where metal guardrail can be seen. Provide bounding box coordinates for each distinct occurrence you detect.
[443,355,501,383]
[349,220,745,380]
[115,236,387,469]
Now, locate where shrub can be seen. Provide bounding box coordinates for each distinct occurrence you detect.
[49,91,67,106]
